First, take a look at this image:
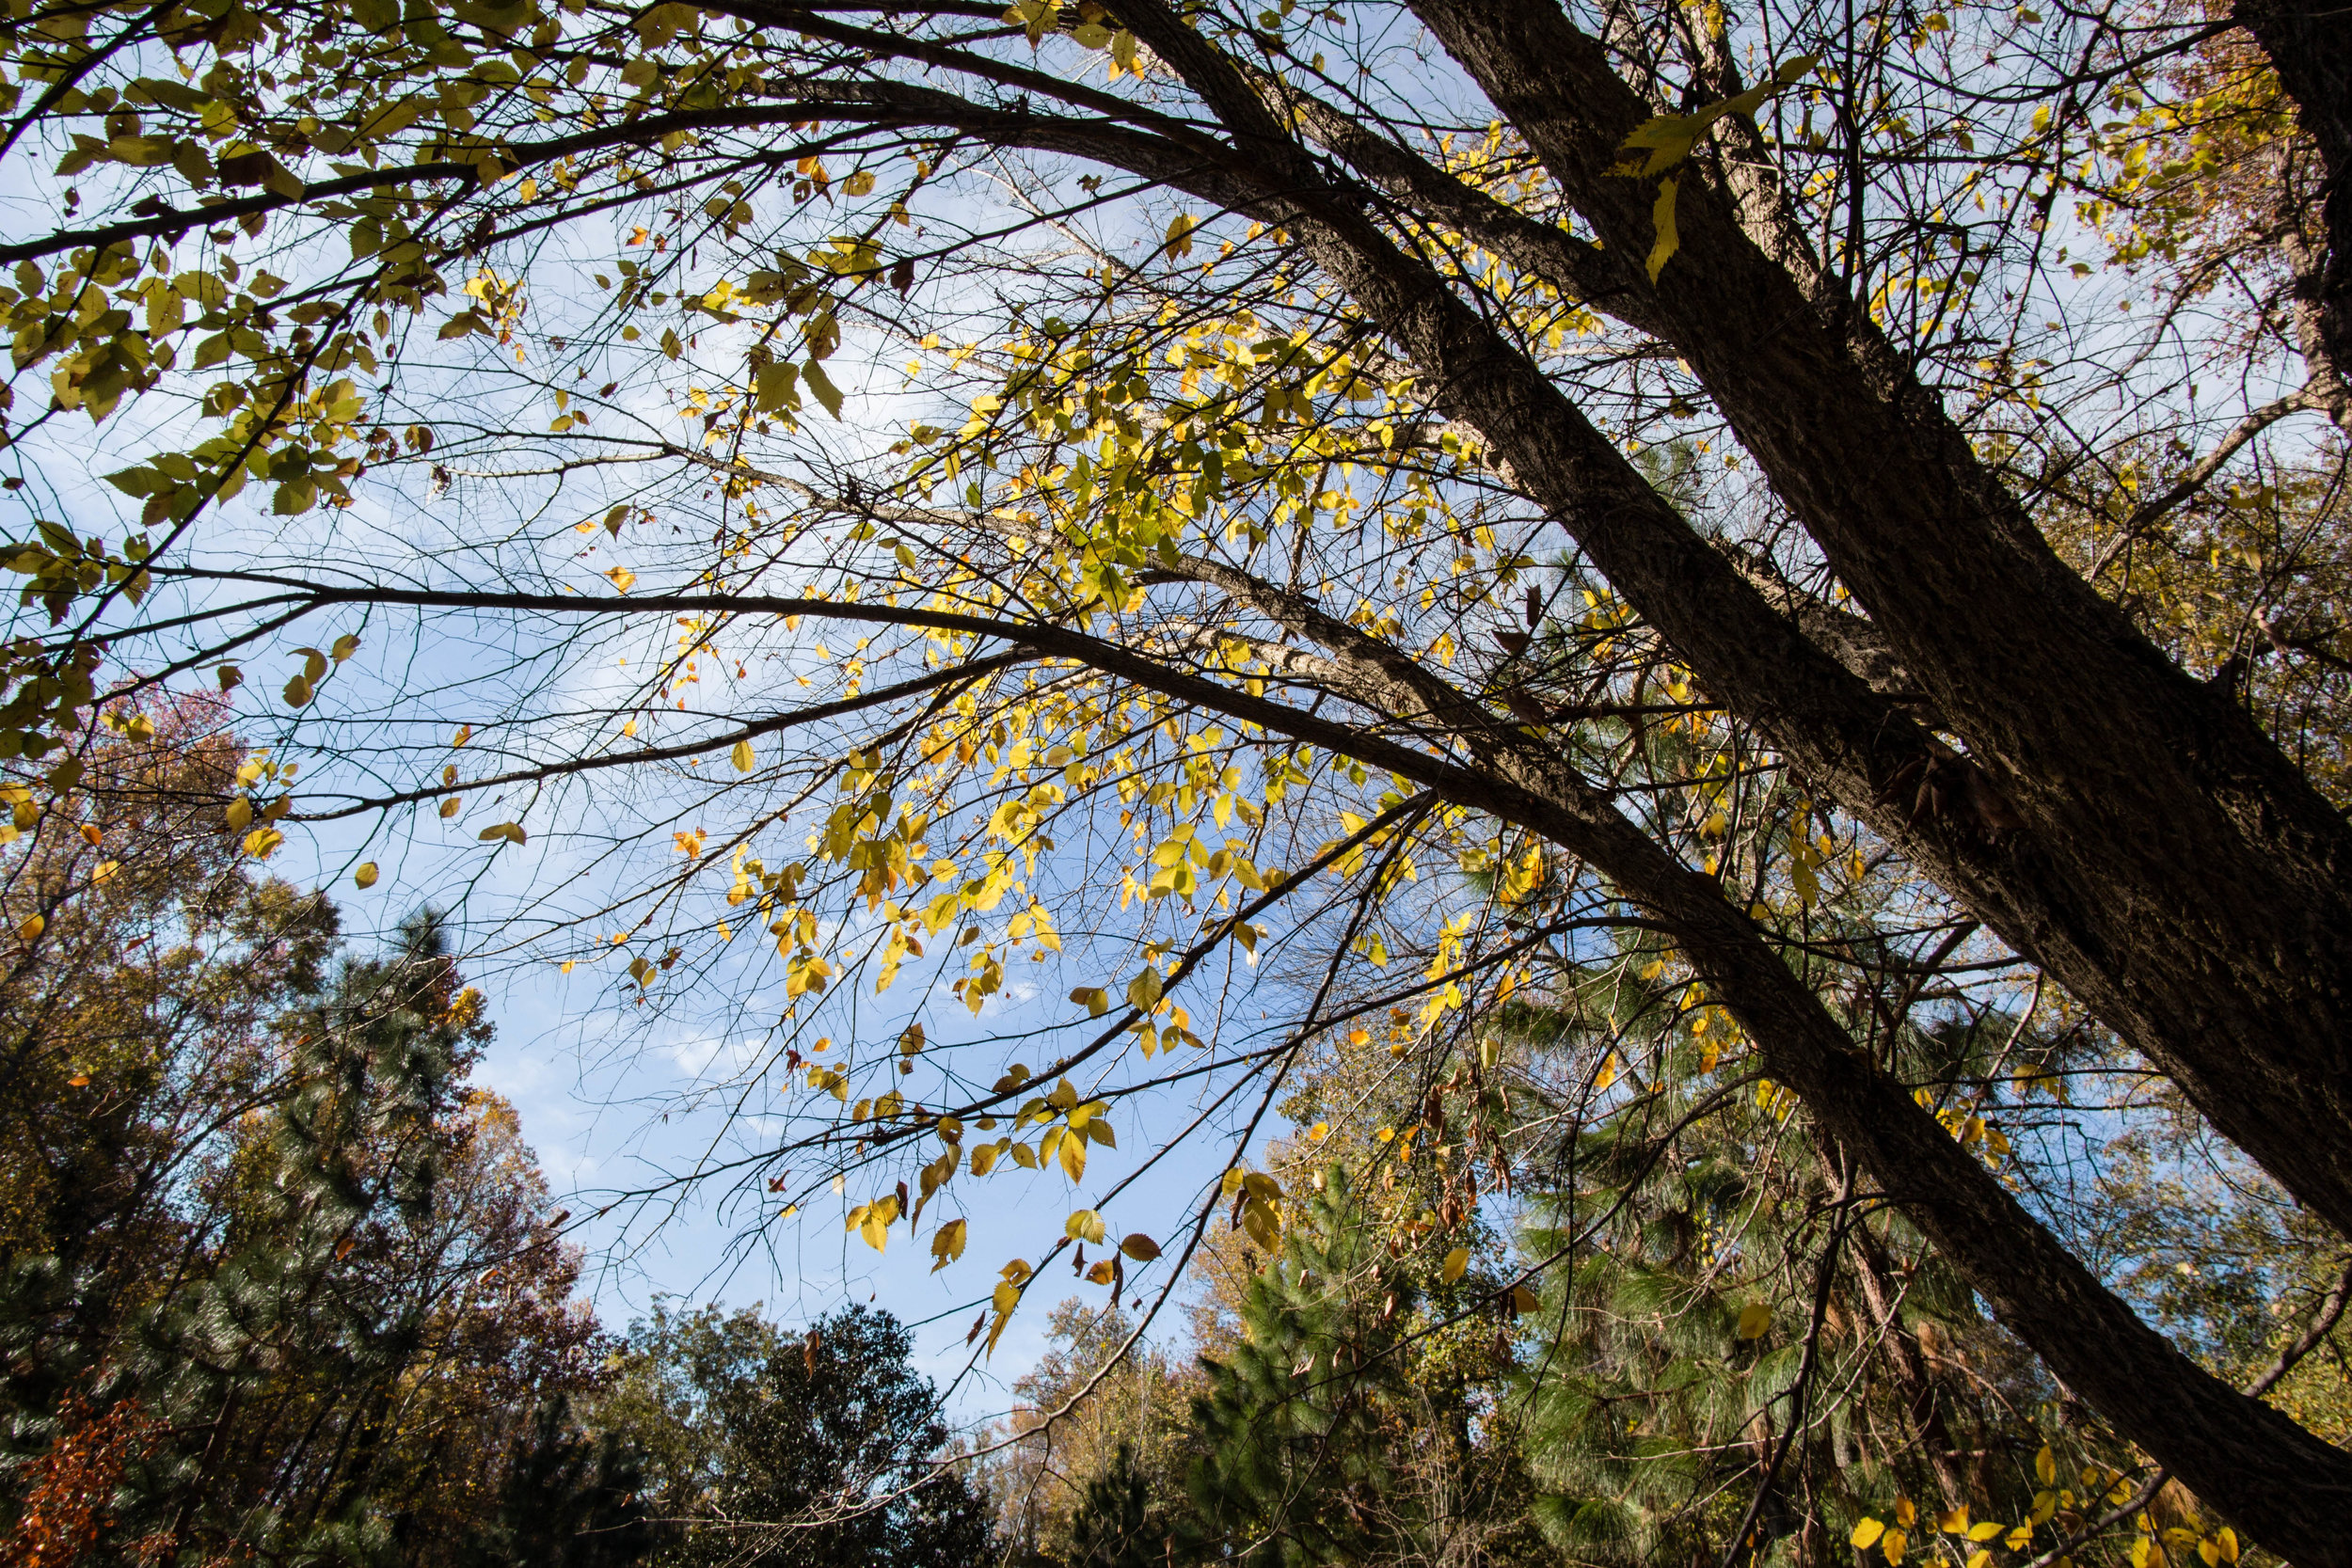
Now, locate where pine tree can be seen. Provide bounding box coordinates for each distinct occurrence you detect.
[0,901,636,1568]
[1061,1445,1163,1568]
[115,914,486,1564]
[1184,1167,1410,1568]
[1494,981,2127,1567]
[462,1394,663,1568]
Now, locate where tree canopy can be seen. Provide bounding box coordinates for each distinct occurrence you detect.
[4,0,2351,1555]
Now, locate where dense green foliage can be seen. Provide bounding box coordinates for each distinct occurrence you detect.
[596,1300,1000,1568]
[1181,1168,1409,1567]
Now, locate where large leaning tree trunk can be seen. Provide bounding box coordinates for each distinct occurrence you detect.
[1392,0,2352,1252]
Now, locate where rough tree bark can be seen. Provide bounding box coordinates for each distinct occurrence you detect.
[2237,0,2352,396]
[1394,0,2352,1257]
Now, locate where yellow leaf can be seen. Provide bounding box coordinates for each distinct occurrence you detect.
[2218,1529,2238,1564]
[242,828,283,859]
[1646,175,1680,282]
[225,798,253,831]
[607,566,635,593]
[91,861,118,883]
[1939,1510,1970,1535]
[1442,1246,1470,1284]
[440,797,462,818]
[355,862,379,888]
[731,738,755,771]
[77,823,101,846]
[1883,1528,1907,1566]
[1120,1232,1160,1260]
[16,914,43,942]
[1968,1522,2004,1543]
[930,1217,967,1271]
[67,1072,89,1087]
[283,673,312,706]
[1737,1300,1772,1338]
[477,821,526,844]
[804,360,844,419]
[1058,1132,1088,1182]
[1852,1522,1886,1550]
[1508,1283,1539,1314]
[2036,1445,2057,1485]
[1125,967,1163,1010]
[1065,1209,1106,1243]
[1896,1501,1917,1529]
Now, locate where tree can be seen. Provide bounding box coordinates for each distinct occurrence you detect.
[0,712,633,1568]
[0,693,338,1354]
[1,0,2349,1549]
[1493,984,2087,1567]
[1060,1445,1165,1568]
[462,1395,666,1568]
[597,1302,998,1567]
[1183,1167,1410,1568]
[975,1299,1193,1563]
[87,916,620,1566]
